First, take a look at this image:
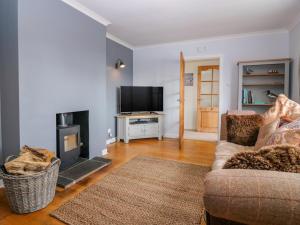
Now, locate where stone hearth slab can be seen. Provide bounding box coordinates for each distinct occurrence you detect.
[57,157,112,189]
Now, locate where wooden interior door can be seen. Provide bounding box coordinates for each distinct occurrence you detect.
[179,52,185,149]
[197,65,219,132]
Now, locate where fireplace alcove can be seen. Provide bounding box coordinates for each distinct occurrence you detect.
[56,110,89,170]
[56,111,111,189]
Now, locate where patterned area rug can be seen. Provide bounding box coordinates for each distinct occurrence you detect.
[51,156,210,225]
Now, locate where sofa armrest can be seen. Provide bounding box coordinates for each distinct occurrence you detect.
[203,169,300,225]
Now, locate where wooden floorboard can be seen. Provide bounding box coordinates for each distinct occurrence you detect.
[0,138,216,225]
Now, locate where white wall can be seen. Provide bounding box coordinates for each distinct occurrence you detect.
[290,22,300,102]
[184,59,219,130]
[133,31,289,137]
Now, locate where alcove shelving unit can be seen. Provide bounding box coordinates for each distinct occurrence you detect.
[237,58,291,113]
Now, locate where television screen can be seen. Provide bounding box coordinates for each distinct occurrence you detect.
[120,86,163,113]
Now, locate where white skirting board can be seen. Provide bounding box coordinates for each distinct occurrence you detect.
[164,132,178,138]
[106,137,116,145]
[0,179,3,188]
[101,148,108,156]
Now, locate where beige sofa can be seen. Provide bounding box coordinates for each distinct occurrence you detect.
[203,115,300,225]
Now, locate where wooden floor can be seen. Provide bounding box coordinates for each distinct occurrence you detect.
[0,138,216,225]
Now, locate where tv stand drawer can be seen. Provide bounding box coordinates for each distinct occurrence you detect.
[128,124,159,138]
[128,124,145,138]
[144,124,159,137]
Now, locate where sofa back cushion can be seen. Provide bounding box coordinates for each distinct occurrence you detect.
[227,114,263,146]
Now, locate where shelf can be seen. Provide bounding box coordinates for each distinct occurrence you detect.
[199,94,218,96]
[243,104,273,107]
[237,58,291,65]
[238,59,290,113]
[243,74,284,77]
[129,121,158,125]
[243,83,284,87]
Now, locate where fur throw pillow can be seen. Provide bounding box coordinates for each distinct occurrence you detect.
[223,144,300,173]
[227,114,263,146]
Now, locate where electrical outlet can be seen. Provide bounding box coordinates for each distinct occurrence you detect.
[107,128,112,137]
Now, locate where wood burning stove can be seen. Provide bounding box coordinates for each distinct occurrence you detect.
[55,111,112,189]
[56,125,80,171]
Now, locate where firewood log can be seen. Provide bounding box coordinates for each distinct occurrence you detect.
[21,145,55,162]
[4,146,55,175]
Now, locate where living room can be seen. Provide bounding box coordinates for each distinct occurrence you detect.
[0,0,300,225]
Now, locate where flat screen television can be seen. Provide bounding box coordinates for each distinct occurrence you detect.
[120,86,163,113]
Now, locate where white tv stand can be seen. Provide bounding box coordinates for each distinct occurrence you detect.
[116,113,163,143]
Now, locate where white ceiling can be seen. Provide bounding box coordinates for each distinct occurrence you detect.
[75,0,300,47]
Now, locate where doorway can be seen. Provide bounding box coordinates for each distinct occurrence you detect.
[183,58,220,142]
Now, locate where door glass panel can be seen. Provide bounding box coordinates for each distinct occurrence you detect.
[212,82,219,94]
[201,70,213,81]
[213,69,219,81]
[199,95,211,107]
[201,82,212,94]
[212,95,219,107]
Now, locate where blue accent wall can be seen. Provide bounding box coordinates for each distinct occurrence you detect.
[0,0,20,162]
[106,39,133,138]
[17,0,107,157]
[0,0,108,159]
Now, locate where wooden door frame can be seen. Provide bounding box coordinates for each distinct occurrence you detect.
[183,55,223,139]
[197,65,219,132]
[179,52,185,149]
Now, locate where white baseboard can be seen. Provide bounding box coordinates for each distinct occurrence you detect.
[101,148,108,156]
[0,179,3,188]
[164,132,178,138]
[106,137,116,145]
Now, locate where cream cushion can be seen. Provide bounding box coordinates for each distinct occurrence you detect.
[212,141,254,170]
[262,94,300,124]
[254,118,280,150]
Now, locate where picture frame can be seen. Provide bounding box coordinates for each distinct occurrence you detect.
[184,73,193,86]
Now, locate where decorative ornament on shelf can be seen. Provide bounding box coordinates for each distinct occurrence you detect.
[245,66,254,75]
[266,90,278,99]
[268,69,278,74]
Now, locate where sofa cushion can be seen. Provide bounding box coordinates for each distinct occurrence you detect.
[278,117,300,131]
[227,114,263,146]
[254,118,280,150]
[212,141,254,170]
[262,94,300,124]
[203,169,300,225]
[266,128,300,147]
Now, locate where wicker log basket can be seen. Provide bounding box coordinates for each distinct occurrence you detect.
[0,156,60,214]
